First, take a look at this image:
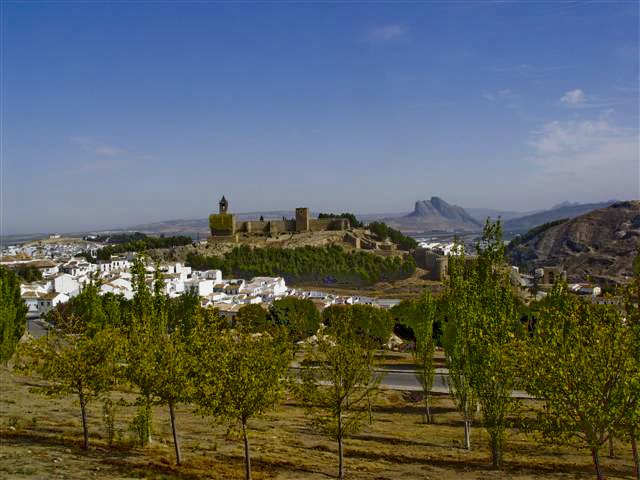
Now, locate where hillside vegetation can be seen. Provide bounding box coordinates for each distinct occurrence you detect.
[186,245,417,285]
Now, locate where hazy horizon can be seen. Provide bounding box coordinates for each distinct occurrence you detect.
[2,2,639,235]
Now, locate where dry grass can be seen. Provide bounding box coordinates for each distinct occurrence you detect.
[0,369,635,480]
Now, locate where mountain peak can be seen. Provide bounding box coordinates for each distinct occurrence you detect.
[388,196,482,232]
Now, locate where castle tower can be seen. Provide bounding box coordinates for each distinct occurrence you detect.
[219,195,228,214]
[295,207,310,232]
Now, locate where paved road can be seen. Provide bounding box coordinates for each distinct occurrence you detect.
[27,318,51,339]
[378,368,449,393]
[293,365,532,398]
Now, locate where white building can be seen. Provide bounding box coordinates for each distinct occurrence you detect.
[53,273,80,297]
[185,279,214,297]
[100,278,134,299]
[23,291,70,318]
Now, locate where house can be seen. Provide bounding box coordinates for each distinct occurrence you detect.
[243,277,282,297]
[162,263,193,280]
[223,280,245,295]
[185,279,214,297]
[100,279,134,300]
[23,291,70,317]
[62,258,94,277]
[200,269,222,283]
[213,303,243,323]
[35,260,60,277]
[53,273,80,297]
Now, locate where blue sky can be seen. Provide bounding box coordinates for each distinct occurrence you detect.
[2,1,639,234]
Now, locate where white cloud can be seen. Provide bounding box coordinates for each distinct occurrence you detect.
[483,89,517,102]
[71,136,124,157]
[560,88,585,105]
[529,117,639,200]
[365,24,407,42]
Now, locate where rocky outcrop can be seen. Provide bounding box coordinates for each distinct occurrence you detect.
[386,197,482,233]
[507,201,640,285]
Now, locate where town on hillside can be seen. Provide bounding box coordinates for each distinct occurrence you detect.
[2,195,630,338]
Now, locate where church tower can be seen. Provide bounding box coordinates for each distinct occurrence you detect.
[219,195,228,214]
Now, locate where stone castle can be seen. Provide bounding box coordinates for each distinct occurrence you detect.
[209,196,349,238]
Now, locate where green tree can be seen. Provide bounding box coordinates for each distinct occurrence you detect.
[235,304,269,333]
[268,297,320,352]
[207,331,290,480]
[16,325,120,449]
[0,266,28,364]
[124,256,158,447]
[47,281,107,336]
[413,295,438,424]
[14,265,42,282]
[621,249,640,478]
[442,245,476,450]
[299,308,381,480]
[468,220,524,468]
[392,294,439,423]
[523,283,639,480]
[323,304,394,350]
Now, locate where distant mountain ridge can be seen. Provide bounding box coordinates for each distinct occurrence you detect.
[385,197,482,233]
[503,200,618,234]
[464,207,535,223]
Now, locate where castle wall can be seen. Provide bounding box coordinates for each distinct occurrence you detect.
[413,248,448,281]
[309,218,349,232]
[236,220,296,235]
[210,202,349,238]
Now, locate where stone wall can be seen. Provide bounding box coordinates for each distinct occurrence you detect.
[308,218,349,232]
[413,248,448,281]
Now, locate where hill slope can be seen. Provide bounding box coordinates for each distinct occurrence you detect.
[503,200,616,233]
[385,197,482,233]
[506,201,640,284]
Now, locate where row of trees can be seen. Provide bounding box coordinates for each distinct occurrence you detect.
[12,258,395,480]
[390,221,639,479]
[186,244,417,285]
[3,220,639,480]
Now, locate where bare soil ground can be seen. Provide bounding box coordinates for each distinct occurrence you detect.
[1,369,635,480]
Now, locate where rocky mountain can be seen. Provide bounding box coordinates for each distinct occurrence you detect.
[503,200,616,234]
[507,201,640,285]
[385,197,482,233]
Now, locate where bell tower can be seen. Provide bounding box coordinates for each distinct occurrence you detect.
[219,195,228,214]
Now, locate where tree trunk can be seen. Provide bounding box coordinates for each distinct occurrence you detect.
[337,410,344,480]
[424,394,432,424]
[490,432,502,469]
[463,419,471,450]
[79,391,89,450]
[591,447,604,480]
[463,400,471,450]
[631,429,639,480]
[608,435,614,458]
[146,397,152,445]
[242,417,252,480]
[168,401,182,466]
